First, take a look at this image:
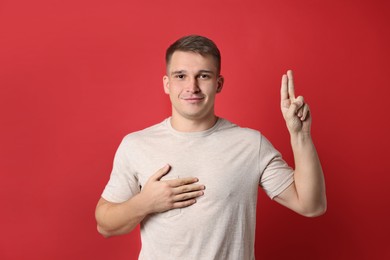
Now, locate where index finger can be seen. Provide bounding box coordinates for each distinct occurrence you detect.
[281,74,289,102]
[287,70,296,100]
[166,177,199,187]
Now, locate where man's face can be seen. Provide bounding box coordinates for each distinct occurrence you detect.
[163,51,224,122]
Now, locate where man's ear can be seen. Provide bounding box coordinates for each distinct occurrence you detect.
[163,75,169,94]
[216,75,224,93]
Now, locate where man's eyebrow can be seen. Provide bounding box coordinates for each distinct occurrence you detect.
[198,70,215,75]
[171,70,186,76]
[170,69,216,76]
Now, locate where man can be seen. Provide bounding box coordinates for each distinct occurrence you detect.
[95,35,326,259]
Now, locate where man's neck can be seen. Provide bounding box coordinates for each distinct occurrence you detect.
[170,114,218,132]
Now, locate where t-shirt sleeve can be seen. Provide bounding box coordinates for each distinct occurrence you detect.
[101,137,141,203]
[258,134,294,199]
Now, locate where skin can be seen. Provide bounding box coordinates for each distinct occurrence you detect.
[96,165,205,237]
[95,52,326,238]
[163,51,224,132]
[274,70,327,216]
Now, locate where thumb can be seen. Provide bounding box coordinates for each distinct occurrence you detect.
[293,96,305,112]
[287,100,303,118]
[151,164,171,181]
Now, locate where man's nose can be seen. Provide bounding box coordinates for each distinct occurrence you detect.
[186,77,200,92]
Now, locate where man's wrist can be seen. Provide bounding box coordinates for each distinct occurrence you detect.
[290,131,313,147]
[129,192,152,217]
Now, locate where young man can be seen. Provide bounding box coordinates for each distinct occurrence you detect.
[95,35,326,259]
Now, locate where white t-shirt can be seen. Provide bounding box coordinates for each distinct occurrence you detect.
[102,118,294,260]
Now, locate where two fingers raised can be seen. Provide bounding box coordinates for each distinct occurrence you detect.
[281,70,310,121]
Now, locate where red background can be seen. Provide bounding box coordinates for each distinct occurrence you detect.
[1,0,389,259]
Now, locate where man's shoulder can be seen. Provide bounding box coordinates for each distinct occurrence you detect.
[121,118,168,143]
[218,118,262,138]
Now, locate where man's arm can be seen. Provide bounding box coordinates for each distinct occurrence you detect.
[274,70,326,217]
[95,164,205,237]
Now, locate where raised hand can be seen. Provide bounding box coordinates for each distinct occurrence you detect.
[141,164,205,214]
[280,70,311,135]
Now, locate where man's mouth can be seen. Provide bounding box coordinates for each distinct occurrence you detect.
[182,96,205,102]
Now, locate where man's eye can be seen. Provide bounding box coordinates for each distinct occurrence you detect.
[199,74,210,79]
[175,74,185,79]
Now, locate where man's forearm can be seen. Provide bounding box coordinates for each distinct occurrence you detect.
[291,132,326,216]
[95,194,149,238]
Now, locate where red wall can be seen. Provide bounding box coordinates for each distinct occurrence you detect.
[1,0,389,259]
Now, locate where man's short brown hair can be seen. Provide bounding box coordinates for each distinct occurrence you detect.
[166,35,221,74]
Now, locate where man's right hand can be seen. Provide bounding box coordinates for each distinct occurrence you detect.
[95,164,204,237]
[140,164,205,214]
